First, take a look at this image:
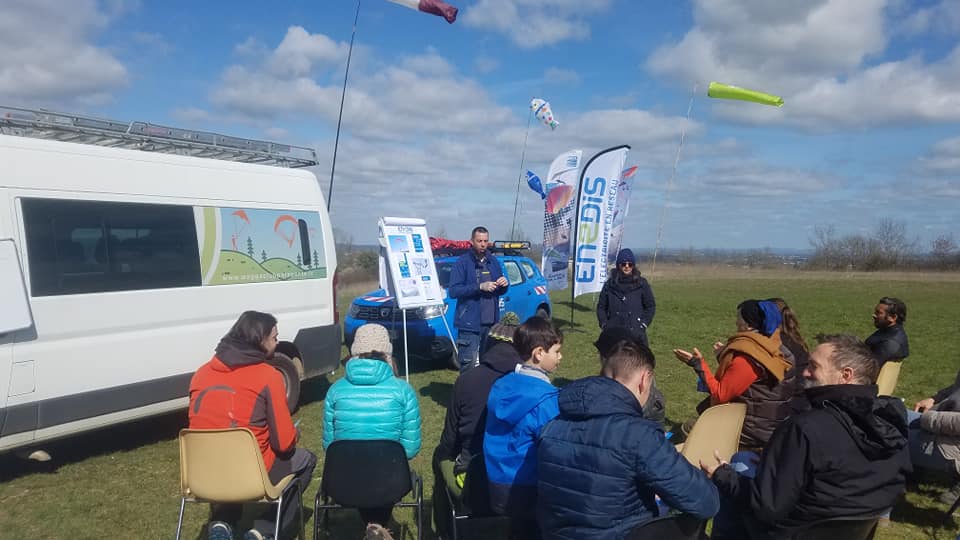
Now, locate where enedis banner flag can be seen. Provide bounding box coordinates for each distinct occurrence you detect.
[573,145,630,299]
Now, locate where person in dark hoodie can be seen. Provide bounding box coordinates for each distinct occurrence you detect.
[596,248,655,347]
[701,334,911,540]
[537,340,719,539]
[189,311,317,540]
[593,326,666,427]
[433,313,522,536]
[484,316,562,538]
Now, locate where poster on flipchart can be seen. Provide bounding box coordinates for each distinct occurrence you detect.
[378,217,444,309]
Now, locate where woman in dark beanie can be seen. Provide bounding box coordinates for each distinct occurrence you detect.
[673,300,794,450]
[596,248,656,347]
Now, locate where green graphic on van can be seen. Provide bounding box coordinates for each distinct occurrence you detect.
[198,207,326,285]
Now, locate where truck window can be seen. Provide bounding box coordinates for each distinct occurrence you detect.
[520,261,537,278]
[21,198,201,296]
[504,261,524,286]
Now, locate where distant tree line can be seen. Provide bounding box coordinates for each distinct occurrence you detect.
[807,219,959,271]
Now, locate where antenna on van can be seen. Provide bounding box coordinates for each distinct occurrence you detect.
[0,105,319,168]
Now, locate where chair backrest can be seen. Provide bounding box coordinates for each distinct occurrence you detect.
[321,439,412,508]
[625,514,707,540]
[876,361,902,396]
[789,515,880,540]
[681,402,747,468]
[179,428,273,502]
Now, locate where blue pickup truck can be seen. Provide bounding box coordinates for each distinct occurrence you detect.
[344,243,552,368]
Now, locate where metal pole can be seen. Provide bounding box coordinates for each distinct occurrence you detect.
[509,109,534,239]
[327,0,362,211]
[402,308,410,383]
[651,83,697,274]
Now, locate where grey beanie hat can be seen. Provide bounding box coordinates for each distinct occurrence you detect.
[350,323,393,358]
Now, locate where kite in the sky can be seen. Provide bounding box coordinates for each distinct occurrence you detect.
[707,81,784,107]
[526,170,546,199]
[531,98,559,130]
[386,0,458,23]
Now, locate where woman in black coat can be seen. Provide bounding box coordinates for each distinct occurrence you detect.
[597,248,656,347]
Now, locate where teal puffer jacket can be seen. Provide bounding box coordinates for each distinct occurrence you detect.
[322,358,422,459]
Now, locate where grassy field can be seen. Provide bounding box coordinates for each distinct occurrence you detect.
[1,265,959,539]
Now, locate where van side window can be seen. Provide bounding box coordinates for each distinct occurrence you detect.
[503,261,525,286]
[520,261,537,278]
[21,198,202,296]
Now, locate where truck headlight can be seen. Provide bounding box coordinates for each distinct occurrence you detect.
[419,304,447,319]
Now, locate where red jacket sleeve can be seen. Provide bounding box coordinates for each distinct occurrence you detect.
[264,370,297,454]
[698,354,762,404]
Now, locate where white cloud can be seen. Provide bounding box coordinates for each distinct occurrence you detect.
[0,0,128,106]
[899,0,960,36]
[268,26,350,77]
[647,0,960,130]
[463,0,613,48]
[474,55,500,74]
[543,67,580,86]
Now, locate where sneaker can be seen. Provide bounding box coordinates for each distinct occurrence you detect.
[940,483,960,505]
[243,529,271,540]
[364,523,394,540]
[208,521,233,540]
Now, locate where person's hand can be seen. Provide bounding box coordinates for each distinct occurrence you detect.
[699,450,729,479]
[712,341,724,355]
[480,281,496,292]
[914,397,935,412]
[495,276,508,288]
[673,347,703,366]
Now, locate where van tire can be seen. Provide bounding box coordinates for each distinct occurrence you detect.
[536,306,550,320]
[269,352,301,413]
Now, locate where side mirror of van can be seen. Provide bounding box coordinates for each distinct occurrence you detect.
[0,239,34,335]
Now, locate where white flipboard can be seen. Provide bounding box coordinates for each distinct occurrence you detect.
[377,217,455,380]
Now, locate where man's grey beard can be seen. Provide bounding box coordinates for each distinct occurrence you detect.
[802,377,823,389]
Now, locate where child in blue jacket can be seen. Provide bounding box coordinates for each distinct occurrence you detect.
[483,316,562,536]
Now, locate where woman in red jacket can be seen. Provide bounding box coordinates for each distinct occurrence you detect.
[189,311,316,540]
[673,300,793,450]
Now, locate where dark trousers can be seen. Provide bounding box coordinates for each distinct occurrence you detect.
[211,447,317,535]
[456,327,490,372]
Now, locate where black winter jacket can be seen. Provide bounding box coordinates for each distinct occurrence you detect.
[866,324,909,365]
[712,383,910,538]
[596,273,655,344]
[538,377,719,540]
[436,342,520,473]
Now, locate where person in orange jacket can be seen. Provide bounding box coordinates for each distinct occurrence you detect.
[189,310,316,540]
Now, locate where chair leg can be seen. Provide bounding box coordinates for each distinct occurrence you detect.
[274,492,284,540]
[416,475,423,540]
[298,482,306,540]
[948,493,960,521]
[175,497,186,540]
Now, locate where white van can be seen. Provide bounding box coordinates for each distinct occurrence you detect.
[0,107,340,453]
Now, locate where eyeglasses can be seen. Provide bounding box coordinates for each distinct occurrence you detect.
[618,262,634,268]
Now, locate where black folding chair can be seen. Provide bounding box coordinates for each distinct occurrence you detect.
[440,456,507,540]
[787,514,881,540]
[625,514,708,540]
[314,440,423,540]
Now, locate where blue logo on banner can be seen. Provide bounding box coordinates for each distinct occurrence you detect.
[412,234,424,252]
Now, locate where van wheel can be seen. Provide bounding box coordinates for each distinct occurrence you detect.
[536,306,550,320]
[269,352,301,413]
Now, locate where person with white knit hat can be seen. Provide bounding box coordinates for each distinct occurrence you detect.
[325,323,421,540]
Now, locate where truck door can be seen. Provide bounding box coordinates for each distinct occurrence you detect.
[0,238,36,438]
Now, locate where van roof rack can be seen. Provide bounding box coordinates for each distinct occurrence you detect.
[0,105,318,168]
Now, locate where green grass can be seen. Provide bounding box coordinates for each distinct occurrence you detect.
[1,268,958,539]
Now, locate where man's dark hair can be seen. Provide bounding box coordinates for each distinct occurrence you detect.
[601,341,655,381]
[816,334,879,385]
[224,310,278,353]
[471,226,489,239]
[878,296,907,324]
[513,316,563,359]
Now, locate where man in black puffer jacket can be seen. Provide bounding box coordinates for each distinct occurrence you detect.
[703,334,911,540]
[433,315,521,537]
[537,340,719,539]
[596,249,655,348]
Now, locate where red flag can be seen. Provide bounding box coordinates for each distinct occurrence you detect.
[386,0,458,23]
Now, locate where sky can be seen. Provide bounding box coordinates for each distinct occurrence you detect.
[2,0,959,250]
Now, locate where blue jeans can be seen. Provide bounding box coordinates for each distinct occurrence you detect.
[456,327,489,372]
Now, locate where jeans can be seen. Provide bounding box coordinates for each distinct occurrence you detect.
[456,327,490,372]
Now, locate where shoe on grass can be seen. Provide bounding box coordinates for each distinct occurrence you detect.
[364,523,394,540]
[207,521,233,540]
[243,528,272,540]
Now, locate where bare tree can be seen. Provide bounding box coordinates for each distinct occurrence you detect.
[931,233,958,269]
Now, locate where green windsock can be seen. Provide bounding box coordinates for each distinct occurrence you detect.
[707,81,784,107]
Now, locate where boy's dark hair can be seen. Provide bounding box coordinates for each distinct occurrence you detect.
[878,296,907,324]
[224,310,277,353]
[513,316,563,359]
[471,226,489,238]
[601,341,656,381]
